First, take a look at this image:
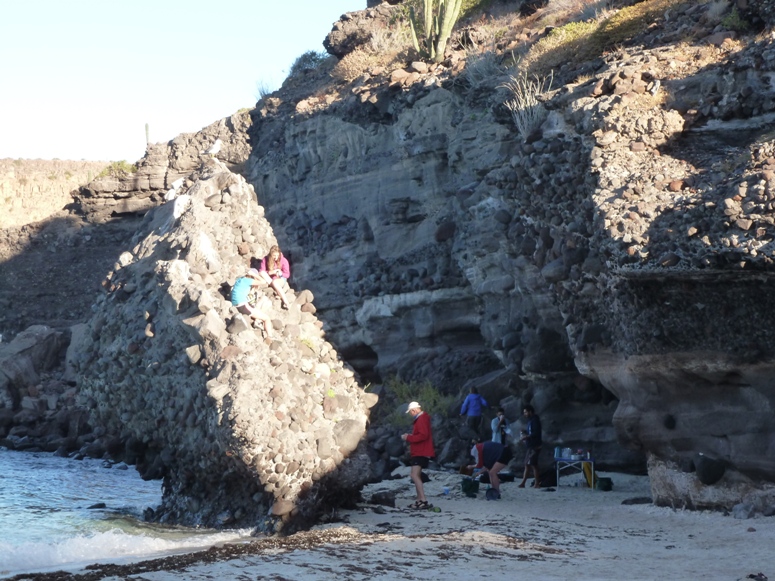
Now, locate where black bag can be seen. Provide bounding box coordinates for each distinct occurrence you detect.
[461,477,479,497]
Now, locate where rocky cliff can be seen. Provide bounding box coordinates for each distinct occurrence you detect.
[241,0,775,510]
[3,0,775,521]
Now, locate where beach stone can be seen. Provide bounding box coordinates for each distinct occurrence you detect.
[694,454,726,485]
[732,502,756,519]
[369,490,396,507]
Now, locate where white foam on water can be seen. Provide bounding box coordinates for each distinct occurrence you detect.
[0,527,252,577]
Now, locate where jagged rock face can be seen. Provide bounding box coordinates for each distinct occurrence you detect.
[0,326,66,411]
[71,112,252,224]
[47,1,775,511]
[75,160,375,532]
[323,3,399,58]
[242,6,775,507]
[246,78,630,469]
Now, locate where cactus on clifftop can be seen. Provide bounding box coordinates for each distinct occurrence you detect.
[409,0,463,63]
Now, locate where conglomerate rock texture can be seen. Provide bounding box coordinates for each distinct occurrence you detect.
[74,158,375,532]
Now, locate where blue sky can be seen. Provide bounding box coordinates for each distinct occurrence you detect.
[0,0,363,162]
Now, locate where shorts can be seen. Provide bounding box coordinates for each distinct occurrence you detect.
[410,456,430,468]
[237,296,271,319]
[525,447,541,467]
[485,445,513,469]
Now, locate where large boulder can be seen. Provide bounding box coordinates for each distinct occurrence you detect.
[0,326,66,410]
[76,159,373,533]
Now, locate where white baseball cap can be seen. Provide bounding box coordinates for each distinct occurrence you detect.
[406,401,421,413]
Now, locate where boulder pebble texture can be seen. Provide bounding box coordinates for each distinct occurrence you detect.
[75,158,376,532]
[239,4,775,510]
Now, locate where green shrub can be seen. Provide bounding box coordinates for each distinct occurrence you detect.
[96,161,137,179]
[289,50,329,77]
[721,7,749,32]
[382,376,455,427]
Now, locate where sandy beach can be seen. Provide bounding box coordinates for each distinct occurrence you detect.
[10,467,774,581]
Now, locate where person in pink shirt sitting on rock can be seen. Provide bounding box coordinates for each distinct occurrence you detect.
[258,244,291,309]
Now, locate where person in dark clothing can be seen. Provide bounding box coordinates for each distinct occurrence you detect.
[518,404,542,488]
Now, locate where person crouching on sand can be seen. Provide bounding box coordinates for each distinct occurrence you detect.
[401,401,435,510]
[467,440,512,500]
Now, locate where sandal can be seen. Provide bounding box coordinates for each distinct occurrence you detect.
[408,500,430,510]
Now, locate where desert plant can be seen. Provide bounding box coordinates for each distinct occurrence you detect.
[96,161,137,179]
[408,0,464,63]
[721,6,749,31]
[289,50,329,77]
[501,70,553,139]
[369,21,412,53]
[255,80,273,101]
[381,376,455,427]
[463,46,503,88]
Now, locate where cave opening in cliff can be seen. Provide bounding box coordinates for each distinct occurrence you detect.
[339,342,381,384]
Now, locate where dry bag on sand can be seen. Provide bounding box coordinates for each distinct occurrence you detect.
[461,476,479,497]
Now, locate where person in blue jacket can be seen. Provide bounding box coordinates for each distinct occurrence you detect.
[231,268,274,339]
[460,387,488,434]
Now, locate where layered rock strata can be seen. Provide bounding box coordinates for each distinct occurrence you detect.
[71,111,252,223]
[75,158,375,531]
[239,2,775,508]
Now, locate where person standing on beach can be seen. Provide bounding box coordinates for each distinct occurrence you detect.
[460,387,488,436]
[490,407,512,444]
[518,404,542,488]
[401,401,435,510]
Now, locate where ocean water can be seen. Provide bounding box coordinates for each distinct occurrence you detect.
[0,447,252,578]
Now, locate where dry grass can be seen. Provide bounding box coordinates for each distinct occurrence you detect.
[536,0,616,27]
[521,20,599,76]
[331,49,382,83]
[463,46,505,88]
[331,21,413,83]
[369,21,413,54]
[501,70,553,138]
[521,0,690,76]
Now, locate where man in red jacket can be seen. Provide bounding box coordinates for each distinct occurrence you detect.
[401,401,435,510]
